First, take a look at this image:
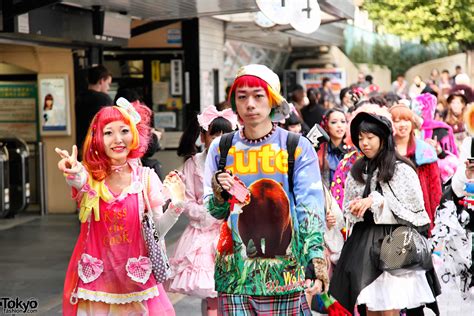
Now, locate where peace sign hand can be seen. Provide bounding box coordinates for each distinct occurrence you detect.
[55,145,81,174]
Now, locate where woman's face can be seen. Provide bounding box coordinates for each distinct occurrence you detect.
[287,123,302,134]
[201,130,222,150]
[342,92,351,107]
[393,117,412,139]
[103,120,133,164]
[449,96,465,116]
[45,99,53,109]
[358,131,381,159]
[327,111,347,141]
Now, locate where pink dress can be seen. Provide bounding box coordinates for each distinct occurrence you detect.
[168,152,221,298]
[63,161,175,316]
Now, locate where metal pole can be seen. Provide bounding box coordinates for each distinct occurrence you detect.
[38,142,47,215]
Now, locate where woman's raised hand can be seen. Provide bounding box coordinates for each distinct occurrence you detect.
[163,170,185,202]
[55,145,81,174]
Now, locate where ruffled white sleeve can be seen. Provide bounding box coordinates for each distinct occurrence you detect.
[369,190,398,224]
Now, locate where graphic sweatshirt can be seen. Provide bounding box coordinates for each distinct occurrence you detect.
[204,126,325,296]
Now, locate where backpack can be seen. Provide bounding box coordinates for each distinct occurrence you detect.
[218,131,300,199]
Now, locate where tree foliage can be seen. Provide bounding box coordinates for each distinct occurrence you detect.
[347,40,449,81]
[363,0,474,49]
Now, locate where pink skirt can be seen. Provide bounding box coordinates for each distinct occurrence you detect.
[167,223,220,298]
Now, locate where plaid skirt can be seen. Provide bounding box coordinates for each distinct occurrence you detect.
[218,292,311,316]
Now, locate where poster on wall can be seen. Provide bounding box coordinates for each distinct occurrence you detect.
[0,84,37,141]
[154,112,176,129]
[298,68,346,95]
[38,74,70,136]
[170,59,183,96]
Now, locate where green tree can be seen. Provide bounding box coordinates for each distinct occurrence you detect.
[363,0,474,50]
[345,39,449,81]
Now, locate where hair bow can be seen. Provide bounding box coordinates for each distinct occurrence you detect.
[116,97,141,124]
[197,105,238,131]
[128,256,152,272]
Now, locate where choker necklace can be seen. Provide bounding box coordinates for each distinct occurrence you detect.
[111,162,128,173]
[241,124,277,144]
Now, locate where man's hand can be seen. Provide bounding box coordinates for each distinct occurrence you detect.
[216,171,234,191]
[211,170,234,203]
[305,258,329,296]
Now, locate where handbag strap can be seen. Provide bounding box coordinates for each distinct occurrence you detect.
[471,137,474,157]
[142,167,152,214]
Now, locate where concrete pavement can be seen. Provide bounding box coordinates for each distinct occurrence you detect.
[0,214,472,315]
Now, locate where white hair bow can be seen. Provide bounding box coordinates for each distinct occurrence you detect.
[116,97,141,124]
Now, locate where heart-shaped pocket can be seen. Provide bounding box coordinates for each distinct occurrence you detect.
[78,254,104,284]
[126,256,152,284]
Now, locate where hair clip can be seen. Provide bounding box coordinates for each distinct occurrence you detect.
[116,97,141,124]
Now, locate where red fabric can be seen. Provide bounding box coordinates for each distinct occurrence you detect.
[417,162,442,233]
[328,300,352,316]
[217,222,233,254]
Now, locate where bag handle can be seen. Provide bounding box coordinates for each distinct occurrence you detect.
[142,167,152,214]
[471,137,474,158]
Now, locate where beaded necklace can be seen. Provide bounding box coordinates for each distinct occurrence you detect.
[240,123,277,144]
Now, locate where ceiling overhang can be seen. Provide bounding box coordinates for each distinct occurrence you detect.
[0,1,355,49]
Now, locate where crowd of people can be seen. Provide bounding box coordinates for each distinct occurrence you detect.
[58,63,474,315]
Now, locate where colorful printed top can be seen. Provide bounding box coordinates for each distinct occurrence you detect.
[330,150,363,209]
[204,126,325,296]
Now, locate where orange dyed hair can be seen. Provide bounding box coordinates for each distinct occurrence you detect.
[389,104,416,156]
[82,103,151,181]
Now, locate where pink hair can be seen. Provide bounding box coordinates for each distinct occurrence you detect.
[345,103,392,147]
[413,93,437,121]
[82,103,151,181]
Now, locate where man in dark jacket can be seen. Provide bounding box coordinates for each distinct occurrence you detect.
[75,65,113,152]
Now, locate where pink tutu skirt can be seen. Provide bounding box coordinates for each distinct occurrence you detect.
[167,222,220,298]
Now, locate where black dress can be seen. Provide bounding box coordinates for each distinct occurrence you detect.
[329,210,395,311]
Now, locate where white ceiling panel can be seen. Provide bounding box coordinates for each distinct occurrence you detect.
[61,0,259,20]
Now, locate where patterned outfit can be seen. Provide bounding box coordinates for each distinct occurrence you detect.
[63,159,178,316]
[168,152,221,298]
[330,150,363,209]
[329,162,438,312]
[317,141,352,189]
[204,127,325,314]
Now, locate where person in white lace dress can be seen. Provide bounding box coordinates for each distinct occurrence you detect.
[329,112,440,316]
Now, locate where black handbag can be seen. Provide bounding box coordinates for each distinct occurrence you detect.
[378,225,433,274]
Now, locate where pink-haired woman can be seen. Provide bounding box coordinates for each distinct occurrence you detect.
[57,99,185,316]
